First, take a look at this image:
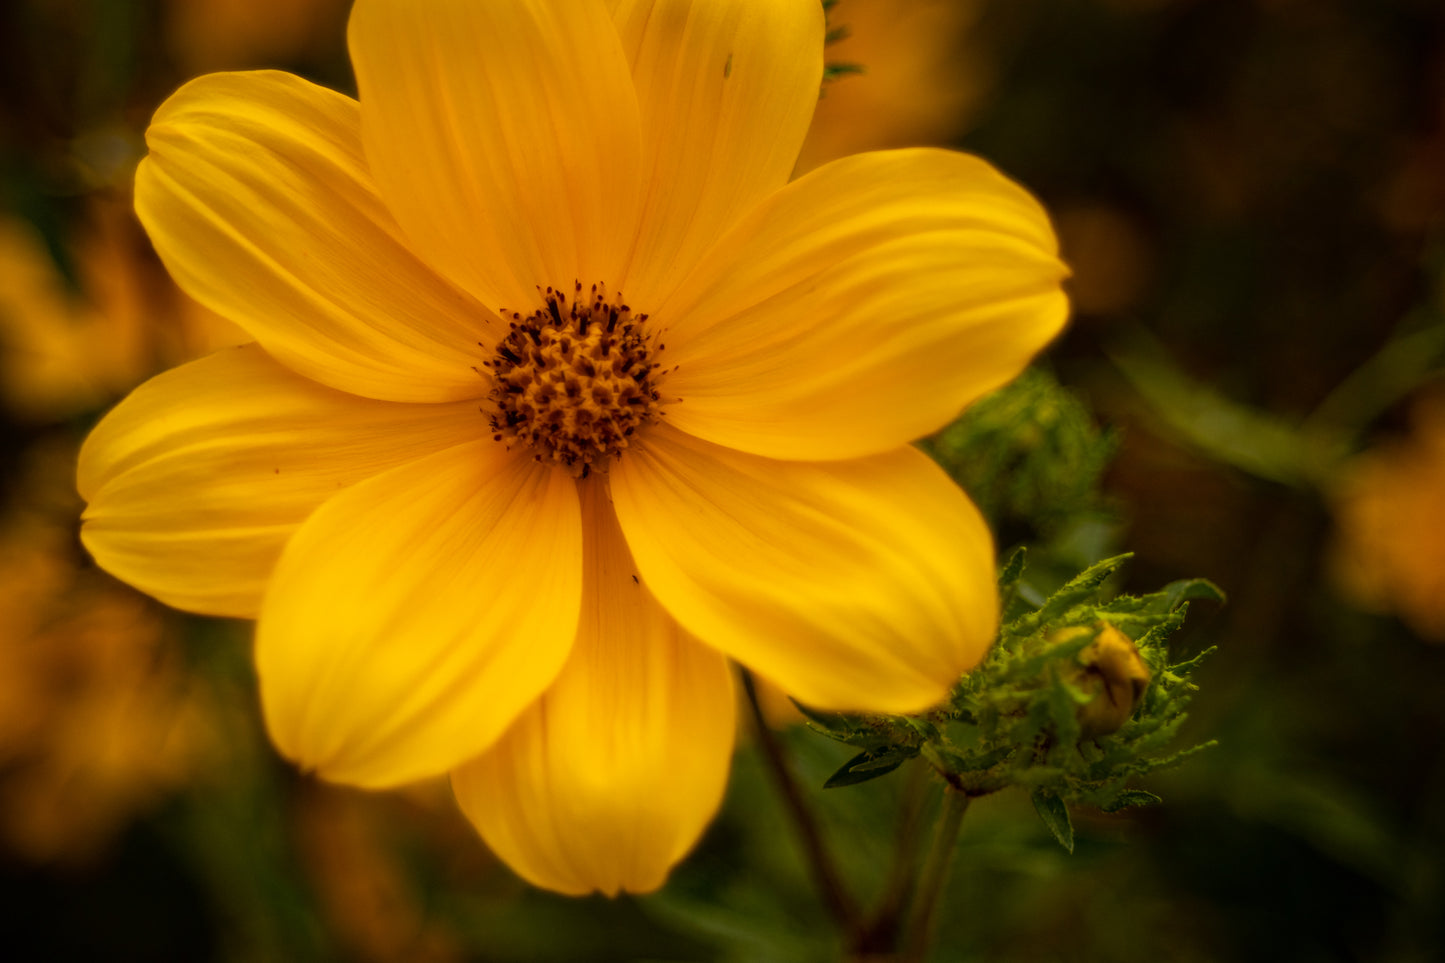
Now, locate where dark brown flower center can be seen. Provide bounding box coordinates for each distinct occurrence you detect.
[483,282,661,476]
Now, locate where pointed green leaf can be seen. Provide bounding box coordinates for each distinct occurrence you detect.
[997,547,1031,622]
[918,741,970,775]
[1038,553,1132,620]
[1100,790,1163,813]
[1031,789,1076,853]
[1110,335,1320,487]
[899,716,941,743]
[1167,646,1219,676]
[1162,578,1226,610]
[823,749,910,788]
[789,699,872,737]
[998,547,1027,591]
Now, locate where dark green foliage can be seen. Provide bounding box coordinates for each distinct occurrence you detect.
[921,367,1119,541]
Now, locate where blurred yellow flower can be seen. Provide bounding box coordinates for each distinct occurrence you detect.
[0,194,244,421]
[79,0,1067,894]
[165,0,349,72]
[796,0,990,174]
[295,786,463,963]
[1331,393,1445,641]
[0,507,214,864]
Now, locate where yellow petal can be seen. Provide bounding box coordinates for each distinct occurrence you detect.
[658,149,1069,460]
[610,0,823,306]
[612,424,997,713]
[452,480,734,896]
[79,344,480,619]
[136,71,494,403]
[349,0,643,311]
[256,441,582,788]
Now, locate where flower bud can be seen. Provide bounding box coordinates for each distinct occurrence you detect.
[1060,623,1151,737]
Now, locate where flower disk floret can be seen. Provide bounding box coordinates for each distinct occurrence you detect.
[485,282,663,477]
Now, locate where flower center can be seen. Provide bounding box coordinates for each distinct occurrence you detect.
[484,282,661,477]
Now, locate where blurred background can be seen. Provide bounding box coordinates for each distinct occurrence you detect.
[2,0,1444,960]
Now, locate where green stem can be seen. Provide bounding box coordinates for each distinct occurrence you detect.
[900,787,971,963]
[741,671,861,939]
[854,761,929,955]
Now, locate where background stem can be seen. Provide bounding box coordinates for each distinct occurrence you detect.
[741,671,860,939]
[900,787,971,963]
[853,761,930,955]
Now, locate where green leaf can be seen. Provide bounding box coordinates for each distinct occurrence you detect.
[1100,790,1163,813]
[823,749,911,788]
[805,727,894,751]
[899,716,941,742]
[1165,645,1218,677]
[1110,334,1326,488]
[1031,789,1076,853]
[918,741,971,775]
[998,546,1027,592]
[789,699,865,734]
[1038,553,1132,621]
[997,547,1031,622]
[1162,578,1226,610]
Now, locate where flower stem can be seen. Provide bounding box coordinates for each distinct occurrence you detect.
[899,786,970,963]
[740,671,860,938]
[853,761,929,954]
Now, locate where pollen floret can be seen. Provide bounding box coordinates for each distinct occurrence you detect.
[484,282,662,476]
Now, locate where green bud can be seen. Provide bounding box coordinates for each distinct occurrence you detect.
[1055,623,1151,737]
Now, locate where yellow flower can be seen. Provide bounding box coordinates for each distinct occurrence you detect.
[165,0,349,72]
[1331,392,1445,642]
[0,508,215,865]
[78,0,1067,894]
[294,786,463,963]
[0,195,245,421]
